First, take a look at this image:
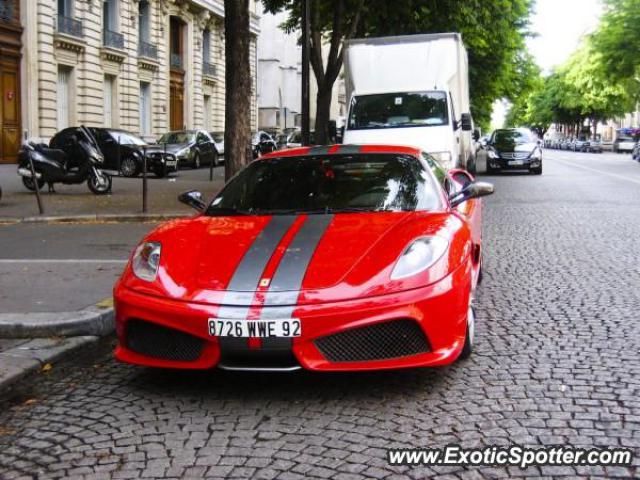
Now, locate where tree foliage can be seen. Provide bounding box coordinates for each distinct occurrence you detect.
[591,0,640,83]
[262,0,534,136]
[505,39,634,137]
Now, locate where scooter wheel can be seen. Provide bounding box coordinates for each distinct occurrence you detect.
[88,172,112,195]
[22,176,45,192]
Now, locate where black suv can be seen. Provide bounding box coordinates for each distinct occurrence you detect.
[484,128,543,175]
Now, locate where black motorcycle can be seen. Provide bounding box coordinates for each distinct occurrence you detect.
[18,126,112,195]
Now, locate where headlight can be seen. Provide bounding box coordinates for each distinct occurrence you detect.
[430,151,453,168]
[176,147,190,158]
[91,153,105,163]
[132,242,161,282]
[487,150,499,159]
[391,237,449,280]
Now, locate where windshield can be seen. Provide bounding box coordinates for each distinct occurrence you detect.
[159,131,196,144]
[109,131,146,146]
[205,154,442,216]
[492,129,533,144]
[348,91,448,130]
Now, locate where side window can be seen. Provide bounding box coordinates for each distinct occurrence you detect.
[260,133,269,142]
[422,152,457,197]
[197,132,208,144]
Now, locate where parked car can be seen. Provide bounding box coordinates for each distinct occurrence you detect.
[251,131,277,158]
[587,139,603,153]
[113,144,494,371]
[480,128,542,175]
[85,128,176,177]
[613,129,638,153]
[632,142,640,161]
[275,133,289,149]
[208,131,225,158]
[153,130,220,169]
[283,130,316,149]
[573,138,590,152]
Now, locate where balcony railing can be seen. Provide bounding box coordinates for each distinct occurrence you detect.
[104,29,125,50]
[203,62,217,77]
[56,15,83,38]
[138,40,158,60]
[170,53,182,69]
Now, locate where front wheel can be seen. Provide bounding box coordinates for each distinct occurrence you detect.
[22,175,45,192]
[531,165,542,175]
[458,306,475,360]
[87,171,112,195]
[119,157,140,177]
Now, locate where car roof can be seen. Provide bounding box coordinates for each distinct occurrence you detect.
[260,144,423,159]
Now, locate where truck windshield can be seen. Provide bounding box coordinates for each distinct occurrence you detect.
[348,91,448,130]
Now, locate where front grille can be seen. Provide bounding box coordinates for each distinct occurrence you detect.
[126,319,204,362]
[499,152,529,160]
[315,319,430,363]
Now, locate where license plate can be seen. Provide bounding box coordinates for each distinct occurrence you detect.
[165,160,177,167]
[208,318,301,338]
[508,160,524,166]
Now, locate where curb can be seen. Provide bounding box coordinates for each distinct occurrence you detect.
[0,336,100,393]
[3,212,188,224]
[0,305,115,338]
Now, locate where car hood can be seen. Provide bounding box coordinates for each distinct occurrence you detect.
[492,141,537,154]
[122,211,469,306]
[145,142,192,154]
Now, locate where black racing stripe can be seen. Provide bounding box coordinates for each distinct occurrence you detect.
[217,215,297,353]
[261,214,334,350]
[225,215,298,292]
[307,145,331,155]
[337,144,361,154]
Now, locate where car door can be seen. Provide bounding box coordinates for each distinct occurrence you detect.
[92,129,118,169]
[196,131,214,164]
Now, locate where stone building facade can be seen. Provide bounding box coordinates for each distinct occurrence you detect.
[6,0,259,161]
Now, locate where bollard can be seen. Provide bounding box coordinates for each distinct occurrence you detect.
[117,135,121,176]
[209,153,214,182]
[28,150,44,215]
[163,142,167,178]
[142,146,148,213]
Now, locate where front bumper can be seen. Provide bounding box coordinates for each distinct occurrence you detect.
[113,266,471,372]
[488,157,541,170]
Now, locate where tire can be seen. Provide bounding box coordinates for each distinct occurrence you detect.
[531,165,542,175]
[477,253,483,286]
[119,156,140,177]
[486,164,497,174]
[193,153,201,169]
[458,306,475,360]
[87,171,112,195]
[212,151,219,167]
[22,175,45,192]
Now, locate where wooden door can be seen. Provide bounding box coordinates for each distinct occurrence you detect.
[0,59,21,163]
[169,76,184,131]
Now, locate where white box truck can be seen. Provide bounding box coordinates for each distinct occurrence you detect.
[343,33,477,171]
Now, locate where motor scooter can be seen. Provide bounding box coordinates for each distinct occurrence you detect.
[17,126,112,195]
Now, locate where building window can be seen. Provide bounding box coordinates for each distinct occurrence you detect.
[57,66,72,130]
[104,75,117,127]
[203,29,211,63]
[103,0,124,49]
[58,0,72,16]
[140,82,151,135]
[204,95,211,131]
[0,0,16,22]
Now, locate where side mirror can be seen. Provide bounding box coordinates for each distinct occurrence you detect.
[460,113,473,132]
[449,181,494,208]
[473,129,480,141]
[178,190,206,211]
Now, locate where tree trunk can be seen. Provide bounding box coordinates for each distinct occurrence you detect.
[224,0,251,181]
[314,85,333,144]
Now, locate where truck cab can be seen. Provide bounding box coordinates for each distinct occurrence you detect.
[342,33,475,172]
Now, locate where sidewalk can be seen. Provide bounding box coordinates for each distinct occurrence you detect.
[0,163,226,220]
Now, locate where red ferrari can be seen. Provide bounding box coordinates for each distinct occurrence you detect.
[113,145,493,371]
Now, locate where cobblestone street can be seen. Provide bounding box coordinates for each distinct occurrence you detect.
[1,150,639,479]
